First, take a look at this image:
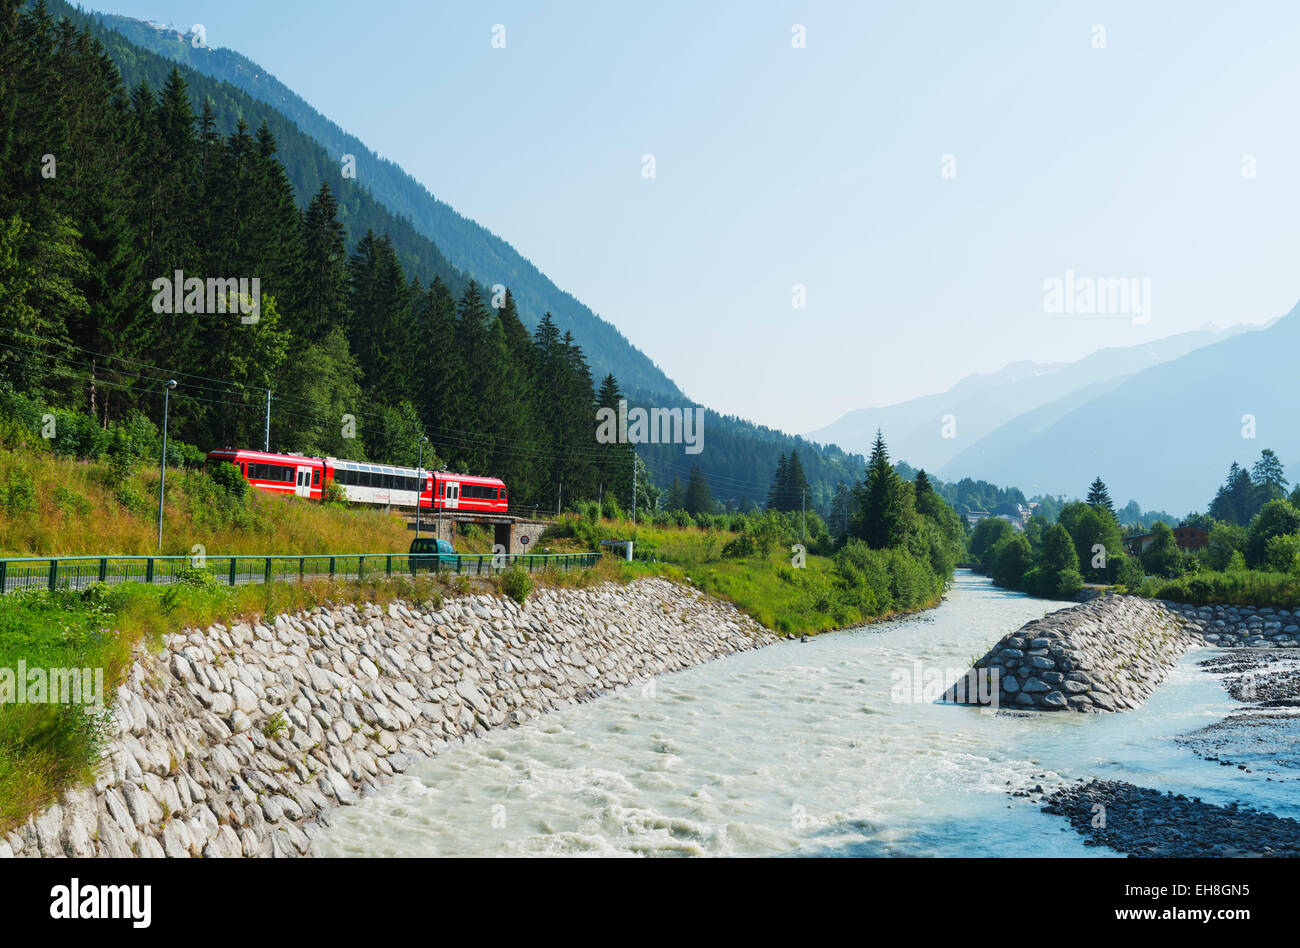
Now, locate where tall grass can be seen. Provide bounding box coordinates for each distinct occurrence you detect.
[1138,569,1300,607]
[542,513,949,635]
[0,448,419,556]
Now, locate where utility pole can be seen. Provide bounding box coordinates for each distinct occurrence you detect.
[263,389,271,452]
[801,487,806,544]
[557,481,562,517]
[158,380,177,550]
[415,434,428,539]
[631,448,637,526]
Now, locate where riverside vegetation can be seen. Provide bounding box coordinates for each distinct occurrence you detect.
[0,430,963,832]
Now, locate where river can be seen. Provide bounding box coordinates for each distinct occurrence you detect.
[314,571,1300,857]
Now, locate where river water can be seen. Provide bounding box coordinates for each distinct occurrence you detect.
[314,571,1300,857]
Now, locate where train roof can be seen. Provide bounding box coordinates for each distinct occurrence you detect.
[207,448,504,485]
[207,448,319,464]
[323,457,505,485]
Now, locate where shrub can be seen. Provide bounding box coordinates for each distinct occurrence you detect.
[2,466,35,514]
[321,478,348,507]
[1054,568,1084,599]
[1115,555,1144,590]
[52,486,91,517]
[500,566,533,604]
[207,459,248,500]
[1265,533,1300,573]
[721,532,757,559]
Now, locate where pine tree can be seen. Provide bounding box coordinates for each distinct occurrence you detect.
[1086,477,1114,517]
[684,463,713,516]
[785,450,810,513]
[766,452,790,511]
[292,182,350,345]
[851,430,913,549]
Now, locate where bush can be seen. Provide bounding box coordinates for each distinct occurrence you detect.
[53,486,91,517]
[207,460,248,500]
[500,565,533,605]
[321,478,348,507]
[1265,533,1300,573]
[721,532,757,559]
[2,466,35,514]
[1115,555,1145,590]
[1054,568,1084,599]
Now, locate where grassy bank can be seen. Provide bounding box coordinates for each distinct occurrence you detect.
[0,448,500,557]
[1136,569,1300,607]
[542,513,951,635]
[0,558,637,836]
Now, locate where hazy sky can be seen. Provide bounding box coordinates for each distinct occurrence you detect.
[87,1,1300,435]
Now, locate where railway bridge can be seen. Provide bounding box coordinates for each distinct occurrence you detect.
[400,510,552,555]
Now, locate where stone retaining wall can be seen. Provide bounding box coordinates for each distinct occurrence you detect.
[1159,602,1300,648]
[1,578,774,858]
[949,595,1300,714]
[947,595,1201,712]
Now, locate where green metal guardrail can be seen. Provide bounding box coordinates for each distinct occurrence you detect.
[0,552,602,595]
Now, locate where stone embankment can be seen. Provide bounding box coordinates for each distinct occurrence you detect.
[947,595,1200,712]
[1160,601,1300,647]
[1,578,774,859]
[947,594,1300,713]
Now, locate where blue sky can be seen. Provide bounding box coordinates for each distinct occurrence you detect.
[85,0,1300,435]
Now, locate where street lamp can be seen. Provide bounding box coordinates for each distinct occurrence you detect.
[415,434,429,539]
[157,380,177,550]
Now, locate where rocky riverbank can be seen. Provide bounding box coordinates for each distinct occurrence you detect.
[0,578,775,859]
[1042,778,1300,857]
[1177,649,1300,780]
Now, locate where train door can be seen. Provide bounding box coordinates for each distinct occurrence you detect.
[446,480,460,509]
[295,465,312,498]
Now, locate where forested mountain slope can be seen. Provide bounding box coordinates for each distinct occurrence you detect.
[73,4,682,400]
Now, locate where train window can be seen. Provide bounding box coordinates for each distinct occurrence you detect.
[313,471,320,486]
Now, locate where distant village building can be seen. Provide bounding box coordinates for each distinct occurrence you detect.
[1125,525,1209,555]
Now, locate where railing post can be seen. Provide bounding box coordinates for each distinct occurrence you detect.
[264,557,272,585]
[386,555,392,577]
[0,561,6,595]
[299,557,305,583]
[98,557,107,583]
[329,556,336,579]
[48,559,58,591]
[145,558,154,584]
[228,557,237,587]
[358,555,365,580]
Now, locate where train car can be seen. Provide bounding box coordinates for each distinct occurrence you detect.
[207,448,508,514]
[427,471,508,514]
[205,448,325,499]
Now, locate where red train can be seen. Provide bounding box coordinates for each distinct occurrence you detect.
[205,448,508,513]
